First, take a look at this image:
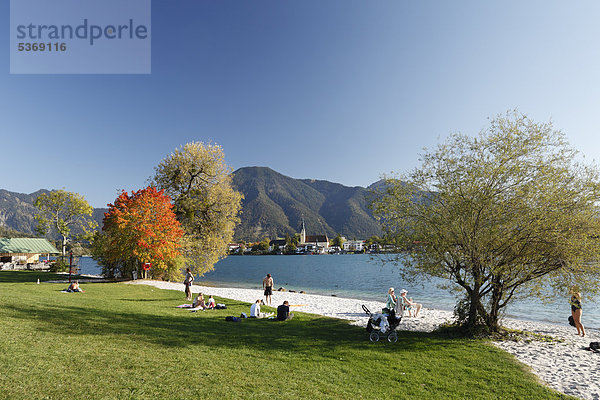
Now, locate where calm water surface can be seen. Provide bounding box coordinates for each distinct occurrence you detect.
[79,254,599,329]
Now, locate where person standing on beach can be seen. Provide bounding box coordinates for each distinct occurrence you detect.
[262,273,274,306]
[184,267,194,301]
[570,287,585,337]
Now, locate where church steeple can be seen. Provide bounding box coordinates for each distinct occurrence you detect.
[300,218,306,244]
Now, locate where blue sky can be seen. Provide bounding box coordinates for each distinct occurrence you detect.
[3,1,600,207]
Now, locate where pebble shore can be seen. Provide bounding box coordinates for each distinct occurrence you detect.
[126,280,600,400]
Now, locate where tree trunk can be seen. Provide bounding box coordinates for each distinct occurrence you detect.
[486,276,503,333]
[62,236,67,258]
[467,289,481,329]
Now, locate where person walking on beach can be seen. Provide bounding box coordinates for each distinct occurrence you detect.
[184,267,194,301]
[570,287,585,337]
[262,273,274,306]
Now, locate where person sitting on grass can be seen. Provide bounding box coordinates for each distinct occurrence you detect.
[250,299,262,318]
[277,300,294,321]
[206,295,216,309]
[192,293,206,310]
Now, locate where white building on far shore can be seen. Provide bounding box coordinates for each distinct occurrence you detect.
[343,240,365,252]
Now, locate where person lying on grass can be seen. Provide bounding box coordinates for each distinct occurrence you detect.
[66,281,84,293]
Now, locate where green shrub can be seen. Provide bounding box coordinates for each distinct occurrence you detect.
[49,260,69,273]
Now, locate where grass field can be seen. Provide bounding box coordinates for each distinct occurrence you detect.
[0,271,571,399]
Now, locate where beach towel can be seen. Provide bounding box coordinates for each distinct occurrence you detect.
[176,304,194,308]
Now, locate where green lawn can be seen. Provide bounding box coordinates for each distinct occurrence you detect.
[0,271,571,399]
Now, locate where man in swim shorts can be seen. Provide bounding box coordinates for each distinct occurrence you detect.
[262,273,274,306]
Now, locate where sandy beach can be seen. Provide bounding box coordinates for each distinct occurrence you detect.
[126,280,599,400]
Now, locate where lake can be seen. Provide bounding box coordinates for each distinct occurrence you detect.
[79,254,599,329]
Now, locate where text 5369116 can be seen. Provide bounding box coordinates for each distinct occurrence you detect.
[18,43,67,52]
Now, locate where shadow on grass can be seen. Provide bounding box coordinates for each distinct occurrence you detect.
[118,298,167,302]
[3,301,462,357]
[0,271,105,284]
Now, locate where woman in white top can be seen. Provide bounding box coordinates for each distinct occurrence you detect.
[250,299,261,317]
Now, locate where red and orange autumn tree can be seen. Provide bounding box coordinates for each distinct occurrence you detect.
[93,187,184,280]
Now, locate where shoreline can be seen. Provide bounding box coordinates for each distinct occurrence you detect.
[126,279,599,400]
[194,279,600,331]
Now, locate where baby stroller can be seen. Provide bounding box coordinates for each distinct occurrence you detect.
[362,304,402,343]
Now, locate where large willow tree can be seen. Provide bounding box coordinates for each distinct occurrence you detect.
[371,112,600,333]
[151,142,243,276]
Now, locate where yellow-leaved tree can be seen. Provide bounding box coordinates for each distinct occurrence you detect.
[151,142,243,277]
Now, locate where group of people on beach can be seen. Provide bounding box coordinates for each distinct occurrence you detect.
[192,292,216,310]
[184,267,217,310]
[184,269,588,336]
[260,274,293,320]
[386,287,421,317]
[249,298,294,321]
[262,273,423,321]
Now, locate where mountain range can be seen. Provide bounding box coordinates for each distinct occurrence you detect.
[0,167,383,241]
[0,189,107,238]
[231,167,382,240]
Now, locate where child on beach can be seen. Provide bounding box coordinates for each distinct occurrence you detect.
[206,295,216,309]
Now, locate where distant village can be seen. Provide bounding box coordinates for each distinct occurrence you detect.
[228,221,391,255]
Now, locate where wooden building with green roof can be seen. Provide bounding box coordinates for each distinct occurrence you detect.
[0,238,60,264]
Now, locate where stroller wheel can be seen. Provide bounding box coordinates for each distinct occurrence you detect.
[387,332,398,343]
[369,332,380,342]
